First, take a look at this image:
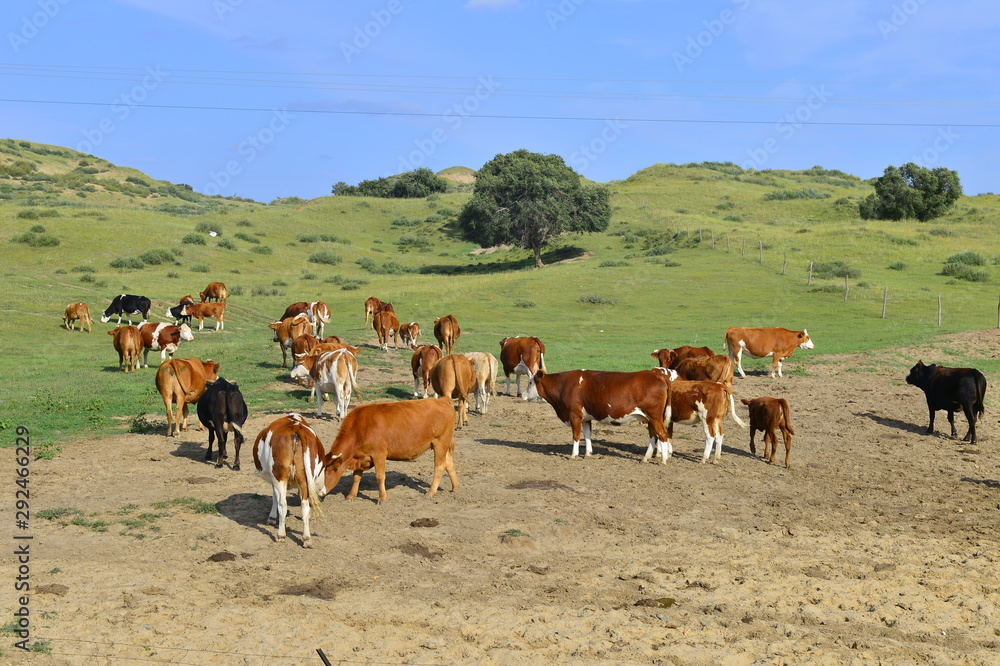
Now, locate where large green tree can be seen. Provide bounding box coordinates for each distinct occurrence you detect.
[458,150,611,268]
[859,162,962,221]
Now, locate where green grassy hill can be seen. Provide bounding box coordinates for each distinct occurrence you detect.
[2,140,999,450]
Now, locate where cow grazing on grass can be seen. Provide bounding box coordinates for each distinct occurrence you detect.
[253,413,326,547]
[268,314,311,367]
[674,354,735,385]
[107,325,142,373]
[181,302,226,331]
[434,315,461,355]
[138,322,194,368]
[741,397,795,467]
[197,378,248,469]
[373,310,400,350]
[155,358,219,437]
[321,398,459,505]
[199,282,229,302]
[499,336,547,396]
[724,327,814,378]
[101,294,151,325]
[63,302,93,333]
[645,380,746,465]
[905,361,987,445]
[290,349,359,420]
[411,344,443,398]
[430,354,476,427]
[651,345,715,370]
[400,322,421,348]
[525,369,671,460]
[464,351,499,414]
[364,296,384,329]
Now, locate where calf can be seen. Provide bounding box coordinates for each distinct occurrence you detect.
[101,294,151,325]
[464,351,499,414]
[906,360,987,444]
[321,398,459,504]
[197,378,248,469]
[268,314,311,367]
[674,354,735,385]
[373,310,400,350]
[200,282,229,302]
[411,344,443,398]
[430,354,476,427]
[166,295,195,326]
[138,322,195,368]
[434,315,460,355]
[155,358,220,437]
[364,296,383,329]
[253,414,327,547]
[645,380,746,465]
[741,397,795,467]
[400,322,421,347]
[499,336,547,396]
[182,302,226,331]
[63,302,93,333]
[290,349,359,420]
[107,325,142,373]
[651,345,715,370]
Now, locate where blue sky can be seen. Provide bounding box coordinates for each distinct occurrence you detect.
[3,0,998,201]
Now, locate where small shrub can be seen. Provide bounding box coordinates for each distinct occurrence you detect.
[181,233,206,245]
[191,264,210,273]
[138,248,176,265]
[945,250,985,266]
[297,234,319,243]
[811,261,861,279]
[301,271,317,280]
[514,299,536,308]
[723,215,743,222]
[810,285,843,294]
[763,188,831,201]
[251,286,285,297]
[13,232,60,247]
[928,228,954,237]
[79,273,95,283]
[580,294,617,305]
[888,261,907,271]
[236,219,252,227]
[599,260,630,268]
[308,250,343,265]
[272,279,288,287]
[249,245,273,255]
[340,282,361,291]
[195,221,223,235]
[109,256,145,270]
[229,285,244,296]
[29,224,46,233]
[166,272,180,278]
[941,264,989,282]
[715,201,736,210]
[16,209,39,219]
[234,232,260,244]
[646,257,681,267]
[217,238,238,250]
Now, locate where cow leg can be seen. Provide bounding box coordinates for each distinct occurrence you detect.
[374,458,389,504]
[205,426,216,462]
[733,347,746,379]
[217,429,229,468]
[925,402,936,435]
[300,497,313,548]
[428,443,459,498]
[413,373,422,398]
[780,427,792,468]
[142,348,150,369]
[947,410,958,438]
[582,420,594,457]
[179,403,190,432]
[163,396,176,437]
[459,397,469,427]
[962,403,977,443]
[315,388,325,418]
[748,427,758,457]
[274,482,289,539]
[232,428,244,471]
[771,356,782,378]
[764,429,776,464]
[569,417,584,458]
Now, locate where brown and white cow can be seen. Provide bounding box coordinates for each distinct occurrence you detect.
[499,336,547,396]
[138,322,195,368]
[155,357,219,437]
[524,369,671,459]
[724,327,814,378]
[364,296,384,329]
[741,397,795,467]
[290,334,320,368]
[464,351,499,414]
[279,301,330,337]
[644,380,745,465]
[434,315,460,355]
[430,354,476,427]
[321,398,459,504]
[181,302,226,331]
[400,322,421,348]
[651,345,715,370]
[268,314,311,367]
[411,344,443,398]
[673,354,735,385]
[107,325,142,373]
[373,310,400,350]
[199,282,229,302]
[289,349,359,420]
[253,413,327,547]
[63,302,93,333]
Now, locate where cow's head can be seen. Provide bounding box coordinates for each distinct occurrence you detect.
[178,324,195,342]
[905,360,935,388]
[290,362,311,383]
[522,370,544,402]
[798,330,815,350]
[202,360,220,381]
[100,311,113,323]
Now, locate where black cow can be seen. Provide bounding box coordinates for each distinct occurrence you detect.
[905,360,987,444]
[166,303,192,326]
[197,378,249,470]
[101,294,151,325]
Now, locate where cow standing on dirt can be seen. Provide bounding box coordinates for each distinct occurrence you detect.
[905,361,987,444]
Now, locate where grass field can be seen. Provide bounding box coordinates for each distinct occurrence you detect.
[2,140,999,449]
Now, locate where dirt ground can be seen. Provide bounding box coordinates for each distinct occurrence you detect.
[5,330,1000,665]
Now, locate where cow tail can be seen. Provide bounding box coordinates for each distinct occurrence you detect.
[347,357,361,401]
[975,375,986,419]
[727,386,747,428]
[293,433,324,520]
[779,398,795,435]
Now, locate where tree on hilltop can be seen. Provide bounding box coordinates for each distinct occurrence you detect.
[859,163,962,221]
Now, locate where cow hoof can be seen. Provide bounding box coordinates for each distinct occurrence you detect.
[302,539,313,548]
[215,462,223,469]
[233,464,240,471]
[267,518,277,526]
[699,458,708,465]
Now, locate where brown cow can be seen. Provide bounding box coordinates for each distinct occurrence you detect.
[411,344,443,398]
[464,351,499,414]
[155,358,220,437]
[373,310,400,350]
[644,380,746,465]
[181,302,226,331]
[651,345,715,370]
[499,336,547,396]
[290,334,320,370]
[430,354,476,427]
[138,322,195,368]
[434,315,460,355]
[63,302,93,333]
[268,314,311,367]
[289,349,359,419]
[107,325,142,373]
[741,397,795,467]
[400,322,421,347]
[199,282,229,302]
[724,327,814,378]
[321,398,459,504]
[364,296,383,329]
[674,354,735,385]
[253,413,326,547]
[279,301,331,337]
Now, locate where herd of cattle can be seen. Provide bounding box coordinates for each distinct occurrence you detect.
[61,285,989,546]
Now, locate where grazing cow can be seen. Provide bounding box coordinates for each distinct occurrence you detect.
[364,296,384,329]
[464,351,499,414]
[651,345,715,370]
[741,397,795,467]
[430,354,476,427]
[197,378,248,469]
[268,314,311,367]
[905,361,987,445]
[63,302,93,333]
[181,302,226,331]
[138,322,195,368]
[434,315,460,355]
[411,344,443,398]
[724,327,814,378]
[499,336,547,396]
[100,294,151,325]
[278,301,331,337]
[253,414,326,547]
[321,398,459,504]
[373,310,400,350]
[199,282,229,303]
[645,380,746,465]
[524,369,671,459]
[400,322,421,348]
[155,357,219,437]
[674,354,735,385]
[290,349,359,420]
[107,325,142,373]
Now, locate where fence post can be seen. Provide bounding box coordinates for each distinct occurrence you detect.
[882,286,888,318]
[808,261,813,286]
[699,227,703,243]
[938,293,942,327]
[782,253,788,275]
